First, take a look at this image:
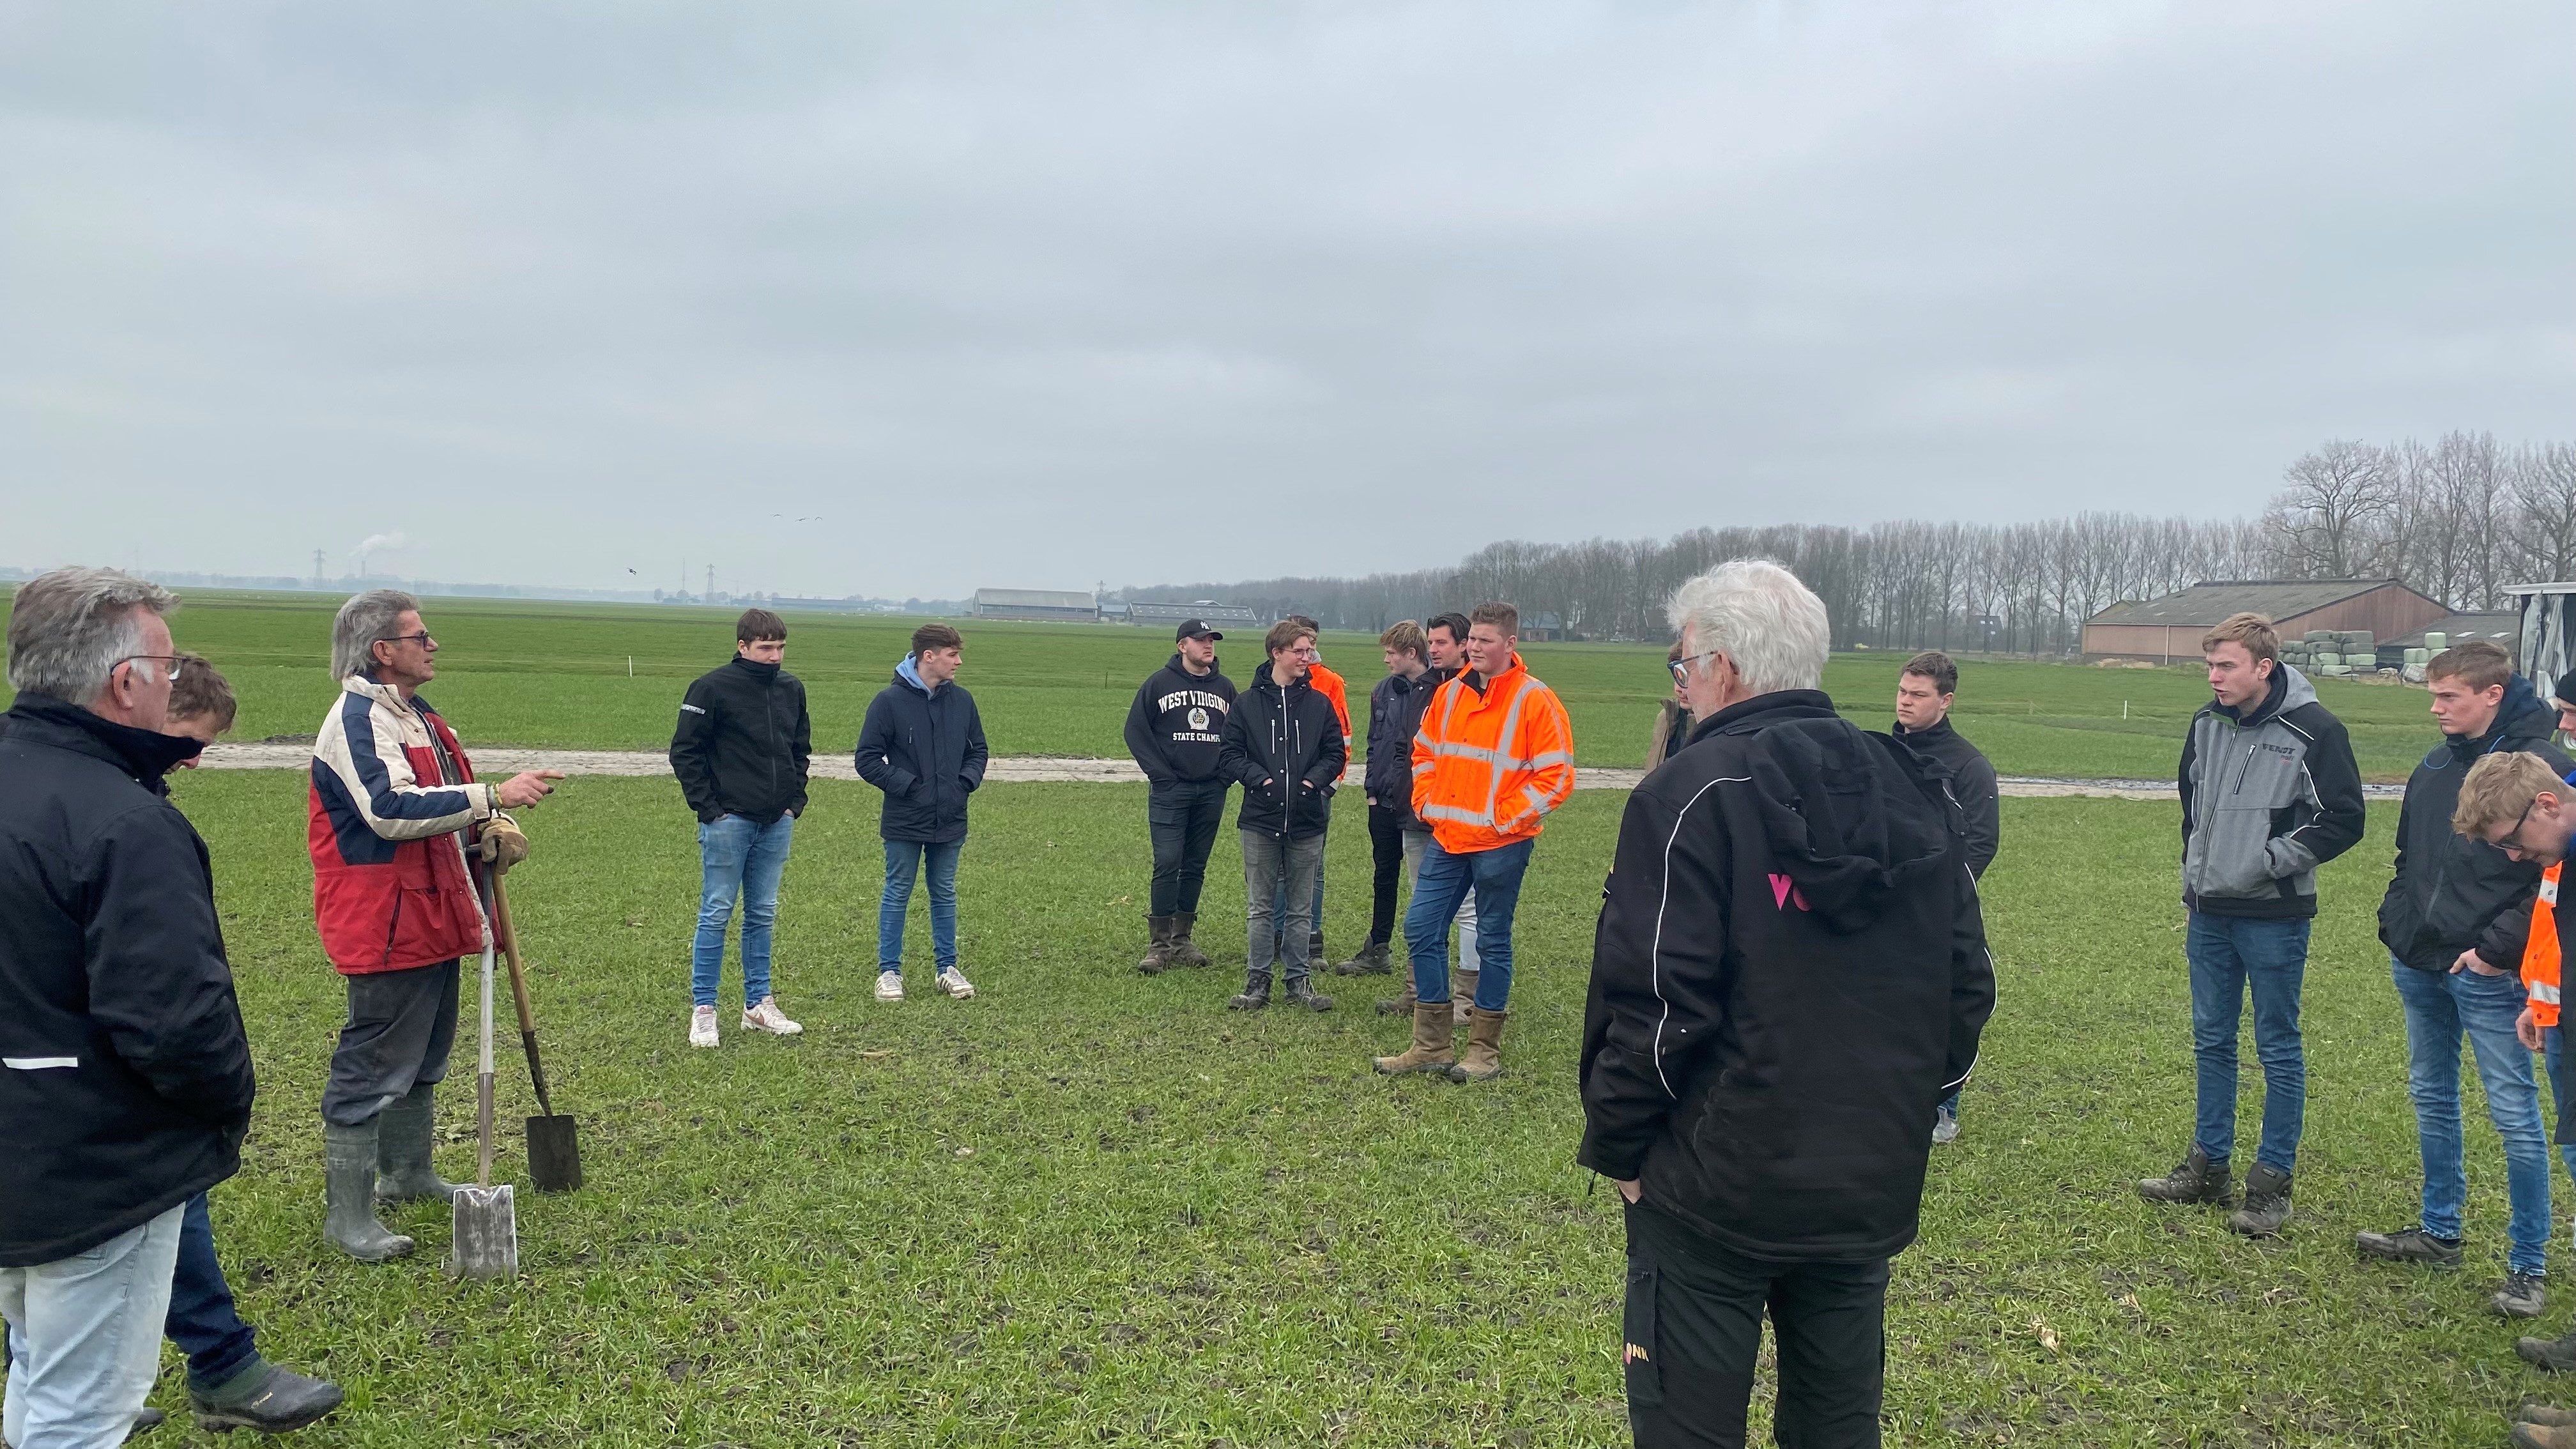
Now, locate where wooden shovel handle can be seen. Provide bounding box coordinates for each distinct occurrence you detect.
[489,876,556,1119]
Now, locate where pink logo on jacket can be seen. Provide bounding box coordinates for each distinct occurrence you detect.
[1768,873,1811,912]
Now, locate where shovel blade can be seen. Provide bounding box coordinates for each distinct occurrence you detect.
[526,1115,582,1193]
[448,1183,518,1278]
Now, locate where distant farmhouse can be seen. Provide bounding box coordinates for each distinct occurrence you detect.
[2081,579,2450,664]
[970,588,1098,623]
[1124,600,1262,631]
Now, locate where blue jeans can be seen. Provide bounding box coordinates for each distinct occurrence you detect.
[692,812,795,1009]
[2394,958,2552,1273]
[166,1193,259,1392]
[1,1203,185,1449]
[1405,837,1533,1011]
[1271,791,1331,961]
[2185,912,2310,1174]
[2542,1025,2576,1186]
[880,838,962,974]
[1243,831,1327,985]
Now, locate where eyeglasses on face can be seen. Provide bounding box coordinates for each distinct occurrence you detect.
[116,656,184,684]
[377,632,436,650]
[1669,650,1722,684]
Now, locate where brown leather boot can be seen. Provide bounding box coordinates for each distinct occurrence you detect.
[1446,1006,1508,1082]
[2517,1422,2576,1448]
[1372,1001,1455,1075]
[1169,912,1211,968]
[1376,968,1418,1016]
[1452,969,1479,1026]
[1137,916,1176,975]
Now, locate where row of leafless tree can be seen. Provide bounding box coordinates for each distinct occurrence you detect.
[1123,434,2576,653]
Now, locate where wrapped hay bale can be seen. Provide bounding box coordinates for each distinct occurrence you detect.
[2425,631,2448,652]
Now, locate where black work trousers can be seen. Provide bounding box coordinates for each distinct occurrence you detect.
[1365,801,1408,946]
[1146,778,1230,917]
[1623,1203,1888,1449]
[321,958,461,1127]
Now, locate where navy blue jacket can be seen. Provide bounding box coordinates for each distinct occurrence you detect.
[855,657,988,843]
[0,698,257,1266]
[1363,666,1450,827]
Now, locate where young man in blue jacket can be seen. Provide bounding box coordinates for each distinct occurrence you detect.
[857,623,989,1002]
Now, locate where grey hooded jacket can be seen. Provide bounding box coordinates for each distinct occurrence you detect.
[2177,663,2367,920]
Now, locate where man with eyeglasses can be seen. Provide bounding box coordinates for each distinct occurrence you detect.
[0,567,258,1446]
[2452,755,2576,1408]
[307,590,560,1262]
[2359,641,2573,1321]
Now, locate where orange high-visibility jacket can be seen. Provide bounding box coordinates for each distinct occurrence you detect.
[1411,652,1576,854]
[2526,861,2563,1029]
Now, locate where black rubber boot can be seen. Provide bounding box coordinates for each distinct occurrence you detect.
[1228,969,1272,1011]
[190,1359,346,1434]
[1169,912,1211,968]
[2136,1146,2234,1206]
[323,1121,415,1262]
[1138,916,1176,976]
[2227,1163,2293,1236]
[374,1083,462,1205]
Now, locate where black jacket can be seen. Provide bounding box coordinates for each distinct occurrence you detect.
[1219,666,1347,840]
[1363,666,1448,825]
[0,697,257,1267]
[1577,691,1995,1262]
[1892,715,2000,879]
[1123,655,1238,786]
[2379,677,2572,972]
[855,657,989,843]
[670,656,812,825]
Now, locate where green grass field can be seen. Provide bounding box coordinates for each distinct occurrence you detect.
[145,765,2565,1447]
[0,589,2460,781]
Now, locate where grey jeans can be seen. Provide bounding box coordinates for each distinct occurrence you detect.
[1241,830,1326,985]
[1,1204,184,1449]
[322,958,461,1127]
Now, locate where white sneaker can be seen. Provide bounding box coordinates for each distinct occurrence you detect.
[875,970,905,1001]
[935,967,976,1000]
[742,997,803,1036]
[688,1005,719,1048]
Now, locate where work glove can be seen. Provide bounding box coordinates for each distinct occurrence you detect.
[479,812,530,873]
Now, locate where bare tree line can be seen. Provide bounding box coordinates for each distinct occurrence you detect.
[1124,434,2576,652]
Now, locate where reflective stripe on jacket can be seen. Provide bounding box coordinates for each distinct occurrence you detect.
[1409,653,1575,854]
[2527,863,2563,1029]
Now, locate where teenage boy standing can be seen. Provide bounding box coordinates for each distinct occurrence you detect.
[858,623,988,1002]
[670,609,811,1048]
[1338,620,1432,976]
[1124,620,1237,974]
[2139,612,2365,1236]
[1892,649,1998,1145]
[1218,619,1347,1011]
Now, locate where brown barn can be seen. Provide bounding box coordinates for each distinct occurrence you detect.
[2082,579,2451,664]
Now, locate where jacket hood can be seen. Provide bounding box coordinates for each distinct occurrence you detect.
[2214,662,2316,726]
[894,653,939,696]
[2445,673,2552,759]
[2,694,203,783]
[1163,652,1224,681]
[1248,664,1308,698]
[730,655,781,682]
[1704,690,1956,933]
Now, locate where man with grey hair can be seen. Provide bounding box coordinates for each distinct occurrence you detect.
[0,567,257,1446]
[1579,559,1993,1448]
[307,590,558,1261]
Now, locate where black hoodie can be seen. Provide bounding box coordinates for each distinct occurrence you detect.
[1218,664,1346,839]
[1577,690,1995,1262]
[1123,654,1238,786]
[2378,675,2575,971]
[1892,715,2000,879]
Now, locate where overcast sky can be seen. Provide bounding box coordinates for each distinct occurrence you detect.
[3,2,2568,599]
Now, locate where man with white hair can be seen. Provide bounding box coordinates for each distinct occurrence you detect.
[1577,560,1995,1449]
[307,591,560,1262]
[0,567,257,1447]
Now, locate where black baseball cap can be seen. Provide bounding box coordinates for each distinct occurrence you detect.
[1176,619,1223,641]
[2553,667,2576,712]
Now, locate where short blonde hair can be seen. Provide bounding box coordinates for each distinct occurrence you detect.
[1379,620,1427,661]
[2201,612,2280,664]
[2455,751,2567,838]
